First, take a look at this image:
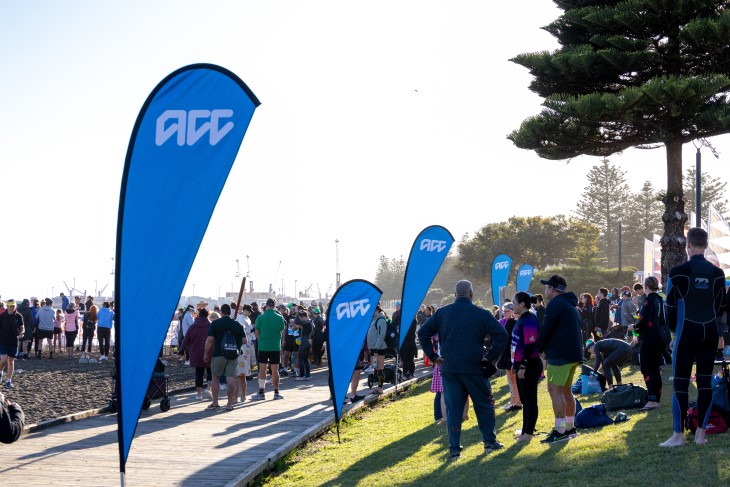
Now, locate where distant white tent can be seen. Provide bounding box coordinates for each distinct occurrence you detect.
[652,234,662,279]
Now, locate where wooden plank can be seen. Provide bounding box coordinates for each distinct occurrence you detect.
[1,361,431,486]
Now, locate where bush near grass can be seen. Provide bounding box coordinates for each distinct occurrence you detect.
[255,366,730,487]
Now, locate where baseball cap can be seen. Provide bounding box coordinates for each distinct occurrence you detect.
[251,301,258,307]
[585,339,594,349]
[622,290,631,297]
[540,274,567,292]
[6,299,16,307]
[313,307,320,314]
[265,298,276,307]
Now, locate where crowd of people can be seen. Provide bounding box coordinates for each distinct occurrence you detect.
[417,228,729,459]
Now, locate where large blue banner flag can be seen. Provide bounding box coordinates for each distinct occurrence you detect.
[115,64,259,475]
[491,254,512,306]
[399,225,454,350]
[515,264,535,292]
[326,280,382,422]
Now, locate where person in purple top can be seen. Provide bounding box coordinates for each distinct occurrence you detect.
[510,292,542,442]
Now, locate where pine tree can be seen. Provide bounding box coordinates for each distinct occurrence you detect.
[683,166,729,220]
[622,181,664,268]
[508,1,730,280]
[574,158,630,267]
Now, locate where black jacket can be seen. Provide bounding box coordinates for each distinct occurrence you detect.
[0,311,24,347]
[0,400,24,444]
[535,292,583,365]
[594,298,611,331]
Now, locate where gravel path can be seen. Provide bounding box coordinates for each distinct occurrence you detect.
[3,351,196,425]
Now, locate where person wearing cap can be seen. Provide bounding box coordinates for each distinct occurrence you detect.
[0,300,24,389]
[311,307,326,366]
[35,298,56,359]
[252,298,286,401]
[418,280,508,460]
[535,274,583,444]
[584,338,631,387]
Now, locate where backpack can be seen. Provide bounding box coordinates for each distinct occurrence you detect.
[685,404,728,434]
[376,317,398,355]
[575,403,614,429]
[221,329,239,360]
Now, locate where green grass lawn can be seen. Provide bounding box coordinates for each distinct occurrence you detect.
[255,366,730,487]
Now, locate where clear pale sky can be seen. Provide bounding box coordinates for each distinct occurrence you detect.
[1,1,728,301]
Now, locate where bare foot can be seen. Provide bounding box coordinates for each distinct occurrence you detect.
[659,432,685,447]
[695,428,708,445]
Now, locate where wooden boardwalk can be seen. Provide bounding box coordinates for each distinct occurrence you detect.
[1,363,430,486]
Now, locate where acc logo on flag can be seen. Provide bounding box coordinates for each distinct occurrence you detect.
[495,261,510,270]
[336,299,372,320]
[156,109,235,146]
[519,269,533,276]
[420,239,447,252]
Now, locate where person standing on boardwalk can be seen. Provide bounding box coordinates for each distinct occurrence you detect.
[251,298,286,401]
[179,308,213,400]
[204,304,245,411]
[661,227,726,447]
[535,274,583,444]
[418,280,508,460]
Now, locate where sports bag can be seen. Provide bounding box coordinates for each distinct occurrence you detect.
[575,403,614,429]
[581,374,603,395]
[221,329,239,360]
[685,404,728,434]
[600,383,648,410]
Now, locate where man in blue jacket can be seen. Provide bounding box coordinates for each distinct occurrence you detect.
[536,274,583,444]
[419,280,508,460]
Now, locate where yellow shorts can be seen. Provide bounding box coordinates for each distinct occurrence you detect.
[547,362,579,387]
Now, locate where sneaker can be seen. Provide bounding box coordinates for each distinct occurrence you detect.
[273,392,284,400]
[364,366,375,374]
[565,428,579,438]
[279,370,289,377]
[184,360,190,366]
[5,380,13,389]
[351,394,365,402]
[540,429,570,444]
[294,377,306,381]
[484,441,504,453]
[100,355,108,362]
[448,452,461,461]
[251,392,265,401]
[204,389,214,400]
[304,375,312,381]
[220,383,227,391]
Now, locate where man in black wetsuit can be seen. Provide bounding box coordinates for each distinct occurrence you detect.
[660,228,726,447]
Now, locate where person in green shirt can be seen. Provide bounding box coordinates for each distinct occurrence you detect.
[251,298,286,400]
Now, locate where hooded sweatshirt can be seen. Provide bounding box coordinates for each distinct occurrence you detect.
[535,292,583,365]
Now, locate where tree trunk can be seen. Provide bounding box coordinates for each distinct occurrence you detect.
[660,139,688,285]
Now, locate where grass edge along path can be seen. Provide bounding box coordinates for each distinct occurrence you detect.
[254,367,730,487]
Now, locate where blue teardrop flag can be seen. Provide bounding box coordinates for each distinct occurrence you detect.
[326,280,382,422]
[115,64,259,473]
[491,254,512,306]
[399,225,454,349]
[515,264,535,292]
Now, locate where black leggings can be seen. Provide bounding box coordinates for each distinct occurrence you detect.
[671,320,718,433]
[195,367,213,388]
[640,336,664,402]
[65,330,78,349]
[602,349,632,385]
[81,326,95,353]
[516,358,543,435]
[97,327,111,356]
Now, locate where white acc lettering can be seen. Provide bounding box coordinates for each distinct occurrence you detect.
[155,109,234,146]
[419,239,447,252]
[494,261,510,270]
[519,269,532,276]
[336,299,371,320]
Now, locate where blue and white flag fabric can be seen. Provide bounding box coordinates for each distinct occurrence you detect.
[326,280,382,422]
[399,225,454,349]
[491,254,512,306]
[115,64,259,473]
[515,264,535,293]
